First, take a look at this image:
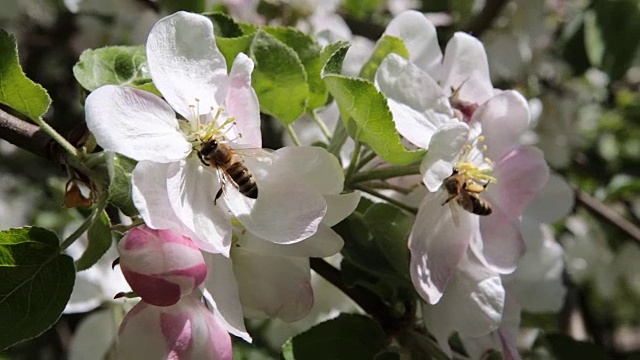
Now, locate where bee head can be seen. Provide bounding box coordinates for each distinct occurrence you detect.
[200,139,219,156]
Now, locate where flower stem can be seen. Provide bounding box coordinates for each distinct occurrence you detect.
[344,141,361,182]
[352,184,418,214]
[31,116,80,158]
[311,110,332,140]
[348,164,421,185]
[59,208,99,252]
[286,124,301,146]
[327,119,348,159]
[355,150,377,171]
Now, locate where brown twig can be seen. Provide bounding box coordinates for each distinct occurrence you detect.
[575,189,640,244]
[0,107,53,159]
[462,0,510,37]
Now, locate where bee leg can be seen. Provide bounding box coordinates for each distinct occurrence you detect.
[442,194,456,206]
[197,151,210,166]
[214,187,223,205]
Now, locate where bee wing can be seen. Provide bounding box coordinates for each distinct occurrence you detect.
[448,201,460,227]
[232,147,275,163]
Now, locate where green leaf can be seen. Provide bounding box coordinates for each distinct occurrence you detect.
[157,0,205,13]
[282,314,386,360]
[323,74,425,165]
[250,30,309,124]
[75,211,112,271]
[0,227,75,351]
[590,0,640,80]
[363,203,413,276]
[360,35,409,81]
[543,334,609,360]
[204,13,254,71]
[107,154,138,217]
[0,30,51,121]
[262,26,327,110]
[73,46,148,91]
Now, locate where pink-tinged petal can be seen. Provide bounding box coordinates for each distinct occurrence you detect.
[409,192,473,304]
[273,147,345,195]
[132,161,184,230]
[383,10,442,75]
[420,122,470,191]
[85,85,191,162]
[238,223,343,258]
[474,90,530,160]
[146,12,228,119]
[166,158,232,255]
[493,146,550,219]
[524,173,574,224]
[202,253,251,342]
[118,294,232,360]
[232,248,314,322]
[475,205,525,274]
[509,221,567,312]
[458,290,521,360]
[322,192,361,226]
[225,53,262,148]
[439,33,493,104]
[422,254,504,353]
[226,157,327,244]
[117,225,207,306]
[376,54,454,148]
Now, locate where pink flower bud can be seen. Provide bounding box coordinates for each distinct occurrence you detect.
[118,294,232,360]
[118,225,207,306]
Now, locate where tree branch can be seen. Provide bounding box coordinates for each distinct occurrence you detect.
[0,108,54,159]
[575,189,640,244]
[462,0,510,37]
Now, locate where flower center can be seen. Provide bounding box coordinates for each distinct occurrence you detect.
[453,135,497,185]
[184,98,239,152]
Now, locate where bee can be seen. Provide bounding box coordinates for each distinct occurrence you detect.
[442,169,492,225]
[198,138,258,204]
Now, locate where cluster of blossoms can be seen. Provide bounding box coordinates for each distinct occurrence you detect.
[84,11,358,358]
[70,7,568,359]
[374,10,563,357]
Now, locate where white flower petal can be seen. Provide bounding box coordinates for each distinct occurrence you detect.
[166,158,232,255]
[422,254,504,350]
[146,11,228,119]
[420,122,470,191]
[68,309,117,360]
[383,10,442,75]
[233,248,314,322]
[474,90,530,160]
[409,192,473,304]
[225,53,262,148]
[132,161,184,230]
[238,223,344,258]
[273,147,344,195]
[202,253,251,342]
[492,146,550,219]
[510,221,567,312]
[85,85,190,162]
[439,32,493,104]
[376,54,453,148]
[475,205,525,274]
[322,192,361,226]
[227,157,327,244]
[524,173,574,224]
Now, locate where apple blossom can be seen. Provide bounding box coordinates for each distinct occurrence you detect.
[203,147,359,329]
[375,10,550,306]
[117,225,207,307]
[85,11,327,255]
[118,294,232,360]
